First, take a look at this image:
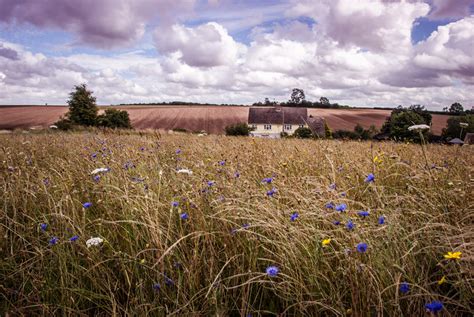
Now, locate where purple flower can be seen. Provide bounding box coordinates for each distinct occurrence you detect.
[357,211,370,217]
[172,201,179,207]
[346,220,355,230]
[140,147,145,151]
[175,149,181,154]
[43,178,50,186]
[91,153,97,158]
[425,300,443,313]
[83,202,92,208]
[266,266,279,277]
[333,221,341,226]
[356,242,368,253]
[365,173,375,183]
[49,236,59,245]
[378,216,385,225]
[266,188,277,197]
[325,202,335,209]
[399,282,409,294]
[180,212,189,220]
[164,275,174,286]
[262,177,273,184]
[242,223,250,229]
[290,212,299,222]
[335,203,347,212]
[340,192,346,197]
[234,171,240,178]
[207,180,215,187]
[93,175,100,182]
[69,235,79,242]
[329,183,336,190]
[152,283,161,291]
[40,223,48,231]
[219,160,226,166]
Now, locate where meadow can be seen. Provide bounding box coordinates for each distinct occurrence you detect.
[0,131,472,316]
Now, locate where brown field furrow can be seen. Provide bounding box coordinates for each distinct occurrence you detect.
[0,106,449,135]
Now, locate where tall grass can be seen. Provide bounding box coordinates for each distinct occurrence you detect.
[1,132,473,316]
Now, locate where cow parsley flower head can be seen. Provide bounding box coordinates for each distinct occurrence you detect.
[83,202,92,208]
[266,266,279,277]
[356,242,368,253]
[408,124,430,131]
[399,282,409,294]
[425,300,443,313]
[335,203,347,212]
[86,237,104,248]
[176,169,193,175]
[290,212,299,222]
[91,167,109,175]
[357,211,370,217]
[365,173,375,183]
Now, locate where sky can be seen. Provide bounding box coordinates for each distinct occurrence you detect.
[0,0,473,110]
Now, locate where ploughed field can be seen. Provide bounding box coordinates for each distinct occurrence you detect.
[0,105,450,135]
[1,131,472,315]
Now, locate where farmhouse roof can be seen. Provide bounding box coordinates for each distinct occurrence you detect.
[248,107,307,124]
[464,133,474,145]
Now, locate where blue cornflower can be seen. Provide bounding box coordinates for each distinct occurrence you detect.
[325,202,335,209]
[69,235,79,242]
[40,223,48,231]
[340,192,346,197]
[91,153,97,158]
[335,203,347,212]
[49,236,59,245]
[365,173,375,183]
[164,275,174,286]
[172,201,179,207]
[378,216,385,225]
[123,161,135,170]
[93,175,100,182]
[140,147,145,151]
[43,178,50,186]
[242,223,250,229]
[219,160,226,166]
[346,220,355,230]
[399,282,409,294]
[175,149,181,154]
[266,188,277,197]
[262,177,273,184]
[180,212,189,220]
[207,180,215,187]
[333,221,341,226]
[234,171,240,178]
[356,242,368,253]
[152,283,161,291]
[290,212,299,222]
[329,183,336,190]
[357,211,370,217]
[266,266,279,277]
[83,202,92,208]
[425,301,443,313]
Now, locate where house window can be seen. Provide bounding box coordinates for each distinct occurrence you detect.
[284,124,292,130]
[250,124,257,130]
[264,124,272,130]
[299,124,305,128]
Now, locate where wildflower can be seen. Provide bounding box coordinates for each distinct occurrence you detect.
[266,188,277,197]
[438,276,446,285]
[43,178,50,186]
[329,183,336,190]
[290,212,299,222]
[176,168,193,175]
[262,177,273,184]
[83,202,92,208]
[49,236,59,245]
[378,216,385,225]
[408,124,430,131]
[346,220,355,230]
[242,223,250,229]
[140,147,145,151]
[365,173,375,183]
[172,201,179,207]
[373,156,383,164]
[459,122,468,128]
[333,221,341,226]
[40,223,48,231]
[356,242,367,253]
[425,300,443,313]
[175,149,181,154]
[91,152,97,158]
[90,167,109,175]
[266,266,279,277]
[123,161,135,170]
[93,175,100,182]
[234,171,240,178]
[335,203,347,212]
[86,237,103,248]
[152,283,161,291]
[357,211,370,217]
[219,160,226,166]
[207,180,215,187]
[444,251,462,260]
[340,192,346,197]
[164,275,174,286]
[322,238,331,247]
[325,202,335,209]
[69,235,79,242]
[180,212,189,220]
[399,282,410,294]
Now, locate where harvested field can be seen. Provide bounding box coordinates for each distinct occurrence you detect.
[0,105,450,135]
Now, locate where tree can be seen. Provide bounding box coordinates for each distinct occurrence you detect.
[97,108,132,129]
[448,102,464,115]
[387,110,427,141]
[290,88,305,104]
[66,84,98,126]
[320,97,330,105]
[293,127,313,138]
[442,114,473,139]
[225,123,252,136]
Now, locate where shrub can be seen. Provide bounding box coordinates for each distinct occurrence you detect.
[293,127,313,138]
[442,114,473,140]
[225,123,252,136]
[54,117,74,131]
[67,84,98,126]
[97,109,132,129]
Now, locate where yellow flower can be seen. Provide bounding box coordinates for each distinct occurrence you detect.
[438,276,446,285]
[373,156,383,164]
[322,238,331,247]
[140,259,146,264]
[444,251,462,260]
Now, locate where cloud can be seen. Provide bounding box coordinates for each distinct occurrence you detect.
[0,0,196,48]
[429,0,474,19]
[154,22,242,67]
[0,43,19,60]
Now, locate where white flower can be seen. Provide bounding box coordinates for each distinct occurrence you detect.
[49,125,58,129]
[86,237,104,248]
[460,122,468,128]
[91,167,109,175]
[408,124,430,131]
[177,169,193,175]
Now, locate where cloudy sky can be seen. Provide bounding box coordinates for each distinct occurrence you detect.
[0,0,473,109]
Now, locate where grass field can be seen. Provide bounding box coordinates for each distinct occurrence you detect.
[1,131,472,316]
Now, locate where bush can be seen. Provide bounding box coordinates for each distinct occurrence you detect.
[293,127,313,139]
[97,109,132,129]
[442,114,473,140]
[225,123,252,136]
[54,117,74,131]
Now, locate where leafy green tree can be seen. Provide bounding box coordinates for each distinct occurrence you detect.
[293,127,313,138]
[290,88,305,104]
[97,109,132,129]
[320,97,330,105]
[448,102,464,115]
[67,84,98,126]
[387,111,427,141]
[225,123,252,136]
[442,114,473,139]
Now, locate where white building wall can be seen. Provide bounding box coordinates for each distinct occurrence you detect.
[249,123,308,138]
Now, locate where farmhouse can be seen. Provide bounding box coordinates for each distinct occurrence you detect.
[248,107,324,138]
